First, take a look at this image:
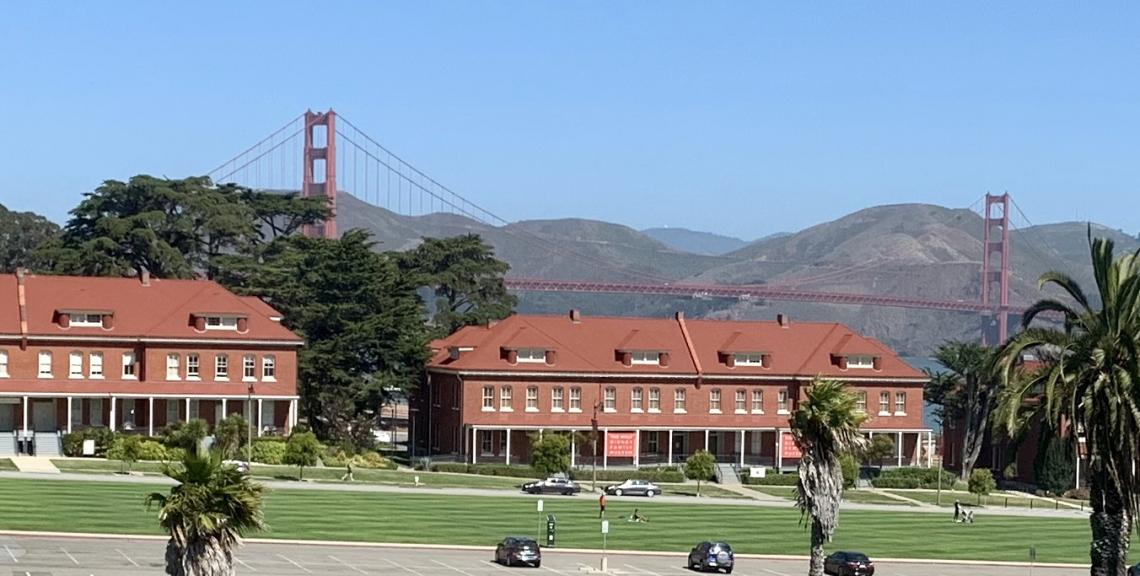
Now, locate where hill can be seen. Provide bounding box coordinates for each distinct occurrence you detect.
[641,227,750,256]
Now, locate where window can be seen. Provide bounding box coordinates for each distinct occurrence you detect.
[631,388,643,412]
[481,430,493,454]
[735,389,747,413]
[895,391,907,415]
[38,351,52,377]
[166,354,180,380]
[631,351,660,365]
[70,313,104,327]
[604,387,616,412]
[879,391,890,415]
[649,388,661,412]
[751,389,764,413]
[215,354,228,380]
[204,316,239,331]
[552,387,564,411]
[526,387,539,411]
[123,398,137,429]
[262,355,276,380]
[674,388,687,413]
[647,433,659,453]
[848,355,875,369]
[0,350,7,378]
[569,387,581,412]
[69,351,83,378]
[89,352,103,378]
[515,348,547,363]
[122,352,137,379]
[185,354,199,379]
[709,388,722,413]
[500,385,513,411]
[166,399,181,425]
[482,386,494,410]
[777,389,789,414]
[856,391,867,413]
[70,398,82,427]
[90,398,104,427]
[243,355,256,381]
[734,352,764,366]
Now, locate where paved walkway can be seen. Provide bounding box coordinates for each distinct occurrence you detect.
[10,456,60,474]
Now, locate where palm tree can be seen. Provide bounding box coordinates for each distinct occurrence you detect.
[996,233,1140,576]
[791,379,868,576]
[145,449,266,576]
[925,341,1000,480]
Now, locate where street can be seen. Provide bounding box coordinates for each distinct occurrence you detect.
[0,534,1083,576]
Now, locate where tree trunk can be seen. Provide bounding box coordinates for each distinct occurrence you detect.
[1089,473,1130,576]
[809,518,825,576]
[165,536,234,576]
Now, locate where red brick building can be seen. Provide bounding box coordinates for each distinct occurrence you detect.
[418,311,931,471]
[0,271,302,453]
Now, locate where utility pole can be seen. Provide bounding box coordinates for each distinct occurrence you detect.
[591,403,599,493]
[246,383,254,466]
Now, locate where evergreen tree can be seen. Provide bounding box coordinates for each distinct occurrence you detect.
[0,203,59,273]
[399,234,516,336]
[1034,423,1075,495]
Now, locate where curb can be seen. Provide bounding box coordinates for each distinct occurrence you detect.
[0,530,1087,569]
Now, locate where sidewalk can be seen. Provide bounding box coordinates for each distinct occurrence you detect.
[9,457,60,474]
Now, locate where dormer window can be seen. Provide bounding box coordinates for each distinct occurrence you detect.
[847,355,875,369]
[515,348,547,363]
[71,313,105,327]
[734,353,764,367]
[630,351,660,365]
[205,316,239,331]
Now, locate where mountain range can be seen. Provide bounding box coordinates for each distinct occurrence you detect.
[337,193,1140,356]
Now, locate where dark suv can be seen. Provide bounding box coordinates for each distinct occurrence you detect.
[495,536,541,568]
[824,551,874,576]
[687,541,734,573]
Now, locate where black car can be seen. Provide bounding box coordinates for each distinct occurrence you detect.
[687,541,734,573]
[495,536,541,568]
[824,551,875,576]
[1130,564,1140,576]
[521,477,582,495]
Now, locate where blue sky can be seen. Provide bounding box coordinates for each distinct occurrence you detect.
[2,2,1138,240]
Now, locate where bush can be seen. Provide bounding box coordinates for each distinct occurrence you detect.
[431,462,470,474]
[106,435,143,471]
[284,430,323,479]
[161,419,208,452]
[870,467,955,489]
[840,453,859,489]
[62,428,116,457]
[969,468,996,498]
[743,473,799,486]
[568,467,685,483]
[137,440,168,461]
[244,439,286,465]
[214,415,249,460]
[862,435,896,469]
[62,432,85,457]
[684,451,717,497]
[1034,426,1075,495]
[530,433,571,476]
[349,451,397,470]
[1063,487,1090,501]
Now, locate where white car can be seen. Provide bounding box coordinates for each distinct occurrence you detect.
[604,479,661,497]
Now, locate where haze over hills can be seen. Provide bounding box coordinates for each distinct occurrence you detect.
[641,227,750,256]
[337,194,1138,356]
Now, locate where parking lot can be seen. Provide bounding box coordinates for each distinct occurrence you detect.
[0,534,1083,576]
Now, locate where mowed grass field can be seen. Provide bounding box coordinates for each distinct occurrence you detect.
[0,478,1090,563]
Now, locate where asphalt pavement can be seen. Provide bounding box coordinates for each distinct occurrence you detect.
[0,534,1085,576]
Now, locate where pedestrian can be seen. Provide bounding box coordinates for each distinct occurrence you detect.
[341,461,354,482]
[598,493,607,518]
[953,499,961,523]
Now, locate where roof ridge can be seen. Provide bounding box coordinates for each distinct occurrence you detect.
[795,323,842,375]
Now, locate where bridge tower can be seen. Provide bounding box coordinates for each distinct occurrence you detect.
[981,193,1011,345]
[302,109,338,239]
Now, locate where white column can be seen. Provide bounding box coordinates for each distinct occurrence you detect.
[505,428,512,465]
[148,397,154,437]
[634,430,640,467]
[776,430,783,471]
[472,427,478,465]
[22,396,29,436]
[256,399,263,437]
[739,430,746,467]
[185,398,191,423]
[897,431,904,467]
[667,430,673,466]
[221,398,228,418]
[927,431,934,468]
[603,428,608,469]
[109,397,117,432]
[66,397,73,434]
[570,431,576,468]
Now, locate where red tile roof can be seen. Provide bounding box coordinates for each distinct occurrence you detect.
[0,273,302,343]
[429,313,925,380]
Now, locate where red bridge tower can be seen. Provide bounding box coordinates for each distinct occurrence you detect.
[302,109,338,239]
[981,193,1011,345]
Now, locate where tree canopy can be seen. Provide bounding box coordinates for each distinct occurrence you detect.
[924,340,1000,480]
[399,234,516,336]
[0,203,60,273]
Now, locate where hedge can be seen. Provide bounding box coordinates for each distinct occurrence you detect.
[325,450,398,470]
[870,467,955,489]
[569,467,684,483]
[242,439,286,465]
[430,463,543,479]
[62,428,117,457]
[743,473,799,486]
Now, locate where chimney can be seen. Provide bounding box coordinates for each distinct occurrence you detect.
[237,317,249,333]
[776,313,790,328]
[545,349,558,365]
[16,269,28,349]
[659,351,670,367]
[675,311,685,321]
[872,356,882,371]
[193,315,206,331]
[101,314,114,330]
[569,309,581,323]
[140,268,151,287]
[58,312,71,329]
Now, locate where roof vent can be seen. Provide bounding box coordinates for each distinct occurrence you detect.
[569,309,581,323]
[140,268,151,287]
[675,311,685,321]
[776,313,790,328]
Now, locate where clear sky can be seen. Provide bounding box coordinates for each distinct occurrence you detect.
[2,2,1138,240]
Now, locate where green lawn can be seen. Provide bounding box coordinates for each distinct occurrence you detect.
[659,483,749,499]
[0,459,15,471]
[0,478,1090,563]
[883,489,1072,510]
[745,486,916,506]
[745,485,797,499]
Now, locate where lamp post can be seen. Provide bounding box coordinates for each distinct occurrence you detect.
[591,403,599,493]
[246,383,254,466]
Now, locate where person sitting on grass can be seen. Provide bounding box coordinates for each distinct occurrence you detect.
[627,508,648,523]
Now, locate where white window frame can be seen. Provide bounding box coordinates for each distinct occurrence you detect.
[856,391,867,413]
[0,349,8,378]
[89,352,104,379]
[166,353,180,381]
[734,352,763,367]
[879,391,891,416]
[848,355,875,369]
[205,316,239,331]
[480,430,493,455]
[735,389,747,413]
[648,387,661,413]
[70,313,104,327]
[674,388,687,413]
[647,432,659,453]
[262,355,276,381]
[709,388,722,413]
[38,351,52,378]
[69,351,83,379]
[777,389,789,414]
[631,387,643,412]
[500,385,513,411]
[630,351,660,365]
[604,387,617,412]
[895,391,907,415]
[482,386,495,411]
[526,386,539,412]
[243,354,257,382]
[515,348,547,363]
[751,389,764,414]
[569,387,581,412]
[551,387,564,412]
[166,399,180,425]
[122,352,137,379]
[215,354,229,380]
[186,354,200,380]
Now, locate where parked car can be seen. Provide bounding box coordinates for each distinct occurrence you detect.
[495,536,541,568]
[687,541,734,573]
[605,479,661,497]
[1129,564,1140,576]
[521,477,581,495]
[824,551,875,576]
[223,460,250,474]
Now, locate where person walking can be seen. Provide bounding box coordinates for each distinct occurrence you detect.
[953,499,961,523]
[598,493,607,518]
[341,461,354,482]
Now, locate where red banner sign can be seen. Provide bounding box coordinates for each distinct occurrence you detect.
[606,432,637,458]
[781,433,802,459]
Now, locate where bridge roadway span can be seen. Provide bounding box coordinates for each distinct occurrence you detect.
[0,534,1083,576]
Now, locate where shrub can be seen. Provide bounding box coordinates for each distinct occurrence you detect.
[969,468,996,498]
[62,428,116,457]
[530,433,571,476]
[568,466,685,483]
[137,440,168,461]
[431,462,470,474]
[62,432,85,457]
[862,435,896,469]
[283,430,323,479]
[870,467,955,489]
[1034,426,1075,495]
[684,450,717,497]
[840,453,859,489]
[214,415,249,460]
[107,435,143,472]
[161,419,208,452]
[743,473,799,486]
[244,439,286,465]
[1063,487,1090,501]
[166,447,187,462]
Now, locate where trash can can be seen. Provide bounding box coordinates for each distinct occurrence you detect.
[545,514,556,548]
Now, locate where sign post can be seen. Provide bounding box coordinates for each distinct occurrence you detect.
[600,520,609,573]
[537,499,544,544]
[1029,546,1036,576]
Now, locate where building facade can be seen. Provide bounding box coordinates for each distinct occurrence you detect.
[417,311,931,471]
[0,271,303,450]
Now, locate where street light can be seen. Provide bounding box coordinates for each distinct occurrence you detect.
[246,383,254,466]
